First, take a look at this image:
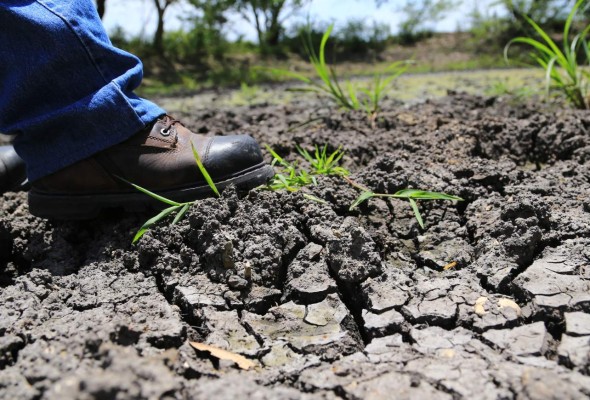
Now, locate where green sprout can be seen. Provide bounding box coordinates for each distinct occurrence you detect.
[504,0,590,109]
[353,61,410,122]
[270,24,409,120]
[264,144,350,193]
[347,178,463,229]
[126,141,219,243]
[296,144,349,177]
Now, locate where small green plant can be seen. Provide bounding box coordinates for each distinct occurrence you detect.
[264,144,349,192]
[296,144,349,176]
[504,0,590,109]
[271,24,409,119]
[128,185,192,244]
[346,177,463,229]
[264,145,462,229]
[126,141,219,244]
[354,62,409,120]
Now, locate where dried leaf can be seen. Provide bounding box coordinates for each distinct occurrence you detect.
[443,261,457,271]
[474,297,488,316]
[189,341,256,370]
[498,298,522,316]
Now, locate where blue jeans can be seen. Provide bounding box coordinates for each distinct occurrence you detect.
[0,0,165,181]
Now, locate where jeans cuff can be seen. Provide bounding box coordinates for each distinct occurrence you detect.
[17,81,165,181]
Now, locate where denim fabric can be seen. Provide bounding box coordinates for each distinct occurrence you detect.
[0,0,165,181]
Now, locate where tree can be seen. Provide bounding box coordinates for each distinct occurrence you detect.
[185,0,236,58]
[235,0,310,53]
[390,0,460,44]
[153,0,179,51]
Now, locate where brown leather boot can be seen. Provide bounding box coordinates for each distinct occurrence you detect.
[28,116,274,219]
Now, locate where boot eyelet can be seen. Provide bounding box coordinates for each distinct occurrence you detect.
[160,128,171,136]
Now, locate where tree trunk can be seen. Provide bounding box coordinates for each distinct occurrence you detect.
[266,8,281,48]
[250,4,265,49]
[153,1,169,52]
[155,10,165,51]
[96,0,106,19]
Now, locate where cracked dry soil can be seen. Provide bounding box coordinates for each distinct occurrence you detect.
[2,92,590,399]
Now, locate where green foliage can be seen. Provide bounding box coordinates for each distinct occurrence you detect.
[276,24,358,109]
[468,7,513,53]
[335,19,391,57]
[185,0,236,59]
[349,186,463,229]
[234,0,311,54]
[271,24,409,119]
[191,141,220,196]
[233,82,260,105]
[109,26,155,60]
[377,0,459,45]
[284,18,391,60]
[504,0,590,109]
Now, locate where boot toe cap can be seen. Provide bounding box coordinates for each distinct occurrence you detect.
[204,135,265,179]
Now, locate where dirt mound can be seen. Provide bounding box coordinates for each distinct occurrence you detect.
[2,93,590,399]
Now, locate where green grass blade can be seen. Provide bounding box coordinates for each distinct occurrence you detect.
[191,141,219,197]
[276,173,295,191]
[172,203,190,225]
[325,146,342,166]
[347,81,360,109]
[545,56,559,94]
[521,14,565,63]
[303,193,328,204]
[265,144,291,168]
[564,0,586,49]
[408,198,424,229]
[116,175,182,207]
[318,25,333,79]
[509,37,556,60]
[392,189,463,201]
[133,205,179,244]
[350,190,375,210]
[296,145,314,164]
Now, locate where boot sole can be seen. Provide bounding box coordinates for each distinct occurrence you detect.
[28,164,275,220]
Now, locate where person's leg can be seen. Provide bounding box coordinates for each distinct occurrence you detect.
[0,0,165,181]
[0,0,273,218]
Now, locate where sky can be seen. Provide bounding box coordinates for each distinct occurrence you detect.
[101,0,502,41]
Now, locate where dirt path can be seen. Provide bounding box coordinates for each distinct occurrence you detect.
[2,91,590,399]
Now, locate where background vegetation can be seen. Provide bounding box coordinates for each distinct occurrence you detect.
[97,0,588,94]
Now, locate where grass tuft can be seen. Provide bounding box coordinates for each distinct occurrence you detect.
[270,24,410,121]
[504,0,590,109]
[264,144,350,193]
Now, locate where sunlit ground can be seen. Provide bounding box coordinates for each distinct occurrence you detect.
[155,67,546,113]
